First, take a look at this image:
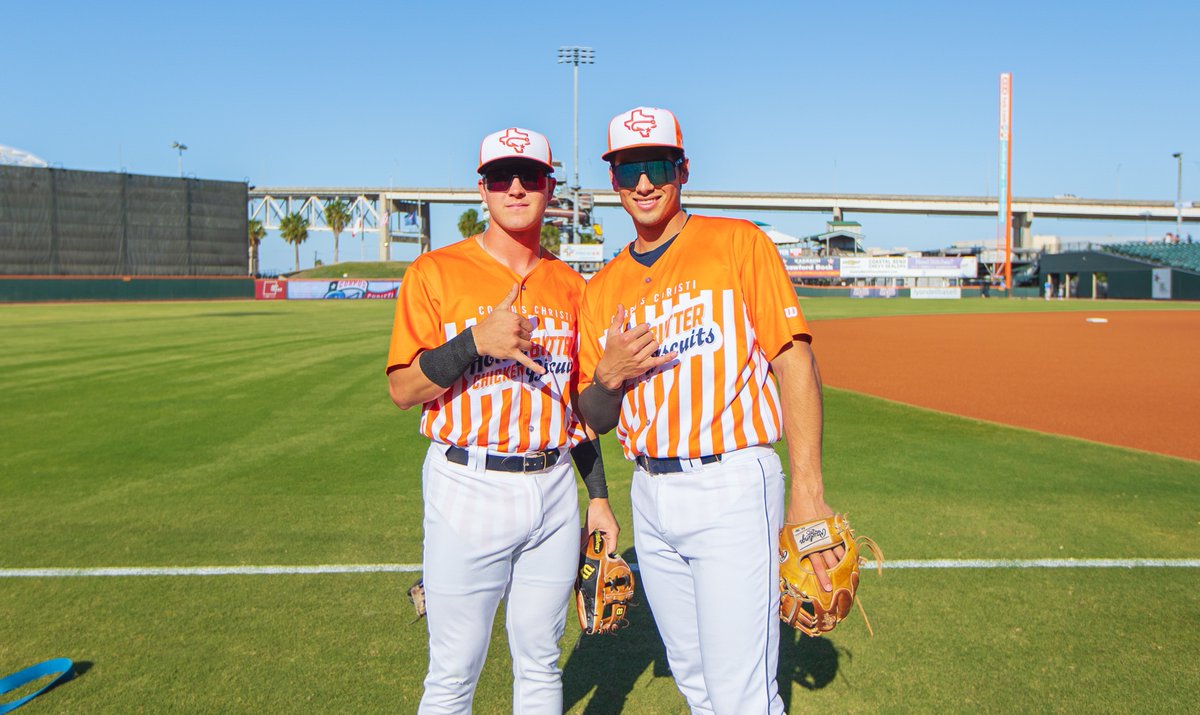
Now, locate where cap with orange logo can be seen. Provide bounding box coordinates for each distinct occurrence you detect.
[602,107,684,162]
[478,127,554,172]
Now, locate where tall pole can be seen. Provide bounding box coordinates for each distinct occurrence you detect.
[171,141,188,178]
[558,46,594,246]
[997,73,1013,295]
[1173,152,1183,240]
[573,61,580,245]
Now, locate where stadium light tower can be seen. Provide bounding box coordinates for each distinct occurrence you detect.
[557,46,594,245]
[1173,152,1183,240]
[171,141,188,178]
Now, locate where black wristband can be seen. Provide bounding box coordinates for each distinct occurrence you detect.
[418,327,478,388]
[578,381,624,435]
[571,439,608,499]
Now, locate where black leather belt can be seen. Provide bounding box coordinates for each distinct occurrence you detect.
[635,453,722,475]
[445,445,561,473]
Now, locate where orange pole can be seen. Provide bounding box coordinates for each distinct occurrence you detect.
[1004,75,1014,296]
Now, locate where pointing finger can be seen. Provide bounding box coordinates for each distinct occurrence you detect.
[511,350,545,374]
[649,352,678,368]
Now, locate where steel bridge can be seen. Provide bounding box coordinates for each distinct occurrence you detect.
[249,187,1199,260]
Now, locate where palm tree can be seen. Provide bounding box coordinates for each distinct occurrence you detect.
[457,209,487,238]
[279,212,309,272]
[540,223,561,255]
[247,219,266,276]
[323,199,351,265]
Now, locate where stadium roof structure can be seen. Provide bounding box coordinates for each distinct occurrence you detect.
[0,145,49,168]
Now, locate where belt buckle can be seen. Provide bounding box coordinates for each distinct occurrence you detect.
[524,451,549,473]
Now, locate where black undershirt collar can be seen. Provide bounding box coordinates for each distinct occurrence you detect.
[629,215,690,268]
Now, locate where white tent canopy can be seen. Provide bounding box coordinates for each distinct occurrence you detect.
[0,145,49,168]
[752,221,801,245]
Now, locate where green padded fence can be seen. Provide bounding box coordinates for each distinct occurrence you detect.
[0,277,254,302]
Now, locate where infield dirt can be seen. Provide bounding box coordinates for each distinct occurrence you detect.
[811,309,1200,461]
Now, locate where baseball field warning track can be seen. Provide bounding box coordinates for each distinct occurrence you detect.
[812,310,1200,461]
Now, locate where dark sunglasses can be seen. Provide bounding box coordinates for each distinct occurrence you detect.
[612,158,683,189]
[482,167,551,192]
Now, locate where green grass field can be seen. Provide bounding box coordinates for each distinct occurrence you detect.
[2,298,1197,713]
[290,261,412,279]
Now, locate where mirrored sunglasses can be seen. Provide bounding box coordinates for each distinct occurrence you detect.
[483,168,551,192]
[612,158,683,189]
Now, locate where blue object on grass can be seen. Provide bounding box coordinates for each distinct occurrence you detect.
[0,659,73,713]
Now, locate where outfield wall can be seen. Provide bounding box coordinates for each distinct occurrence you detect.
[0,276,253,302]
[254,279,402,300]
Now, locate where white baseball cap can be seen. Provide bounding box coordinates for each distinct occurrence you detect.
[478,127,554,172]
[602,107,684,162]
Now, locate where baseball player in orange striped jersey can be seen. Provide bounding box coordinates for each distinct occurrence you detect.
[386,127,618,715]
[577,107,844,714]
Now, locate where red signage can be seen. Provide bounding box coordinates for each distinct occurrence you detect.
[255,279,286,300]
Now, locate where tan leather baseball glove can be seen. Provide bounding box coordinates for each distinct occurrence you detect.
[779,514,883,636]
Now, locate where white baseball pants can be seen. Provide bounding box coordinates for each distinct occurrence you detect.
[632,445,786,715]
[417,443,580,715]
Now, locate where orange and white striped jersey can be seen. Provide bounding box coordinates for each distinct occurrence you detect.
[387,237,587,452]
[579,216,810,460]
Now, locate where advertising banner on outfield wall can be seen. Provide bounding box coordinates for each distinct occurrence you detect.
[839,256,977,278]
[285,279,401,300]
[911,287,963,299]
[850,286,899,298]
[782,256,840,277]
[840,257,908,277]
[255,279,286,300]
[1151,269,1172,299]
[906,256,978,277]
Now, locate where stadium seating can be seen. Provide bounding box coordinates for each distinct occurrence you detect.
[1104,242,1200,272]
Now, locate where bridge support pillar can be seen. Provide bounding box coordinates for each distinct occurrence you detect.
[1012,211,1033,249]
[418,202,431,254]
[832,207,843,222]
[378,196,393,261]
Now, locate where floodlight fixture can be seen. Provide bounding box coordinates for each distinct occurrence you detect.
[171,141,189,178]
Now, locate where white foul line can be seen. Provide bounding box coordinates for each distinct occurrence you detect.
[870,558,1200,569]
[0,558,1197,578]
[0,564,424,578]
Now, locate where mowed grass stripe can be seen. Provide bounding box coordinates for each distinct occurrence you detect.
[2,299,1198,713]
[3,558,1198,578]
[2,300,1197,567]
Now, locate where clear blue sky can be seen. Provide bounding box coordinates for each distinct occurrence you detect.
[4,0,1196,272]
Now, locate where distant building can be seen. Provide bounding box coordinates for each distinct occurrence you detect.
[803,220,865,255]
